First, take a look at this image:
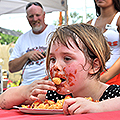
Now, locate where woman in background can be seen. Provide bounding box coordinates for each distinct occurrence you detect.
[100,57,120,83]
[87,0,120,85]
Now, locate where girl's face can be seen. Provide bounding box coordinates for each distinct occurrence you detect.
[49,38,91,96]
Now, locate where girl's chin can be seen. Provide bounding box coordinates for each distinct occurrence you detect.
[56,88,71,95]
[55,81,71,94]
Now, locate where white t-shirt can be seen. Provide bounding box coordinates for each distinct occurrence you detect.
[9,25,56,85]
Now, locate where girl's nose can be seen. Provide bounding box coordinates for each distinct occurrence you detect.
[54,66,61,71]
[54,62,62,72]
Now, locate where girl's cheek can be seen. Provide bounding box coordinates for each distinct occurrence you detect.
[50,69,53,78]
[63,64,78,87]
[50,64,55,78]
[50,65,60,77]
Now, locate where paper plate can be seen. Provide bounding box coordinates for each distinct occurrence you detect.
[18,107,63,114]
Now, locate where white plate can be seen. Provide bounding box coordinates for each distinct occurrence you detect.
[18,107,63,114]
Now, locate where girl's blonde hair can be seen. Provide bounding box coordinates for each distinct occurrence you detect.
[46,23,110,78]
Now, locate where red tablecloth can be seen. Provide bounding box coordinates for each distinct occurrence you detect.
[0,108,120,120]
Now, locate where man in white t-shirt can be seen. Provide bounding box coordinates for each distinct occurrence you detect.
[9,2,56,85]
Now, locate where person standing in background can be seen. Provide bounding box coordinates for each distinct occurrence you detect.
[87,0,120,85]
[100,57,120,83]
[9,2,56,85]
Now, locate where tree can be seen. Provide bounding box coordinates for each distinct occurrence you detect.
[0,30,23,45]
[70,12,83,23]
[86,13,94,22]
[53,11,94,26]
[0,33,18,45]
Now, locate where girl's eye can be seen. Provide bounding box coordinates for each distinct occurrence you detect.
[64,56,72,61]
[50,57,56,63]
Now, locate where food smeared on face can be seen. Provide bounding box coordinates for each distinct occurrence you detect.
[52,77,70,94]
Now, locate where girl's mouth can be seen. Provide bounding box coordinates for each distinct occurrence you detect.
[60,78,66,83]
[52,77,71,94]
[54,77,71,95]
[52,77,66,85]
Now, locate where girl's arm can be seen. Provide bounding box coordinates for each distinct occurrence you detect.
[0,76,56,109]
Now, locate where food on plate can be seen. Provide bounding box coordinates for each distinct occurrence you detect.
[85,97,94,101]
[85,97,99,102]
[21,96,99,110]
[22,95,72,109]
[52,77,62,85]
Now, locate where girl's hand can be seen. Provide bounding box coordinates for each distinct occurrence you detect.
[63,97,101,115]
[23,76,56,101]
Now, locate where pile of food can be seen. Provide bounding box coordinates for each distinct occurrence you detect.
[22,96,98,110]
[22,77,99,110]
[22,95,72,109]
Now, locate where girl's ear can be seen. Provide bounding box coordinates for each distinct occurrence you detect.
[88,58,101,75]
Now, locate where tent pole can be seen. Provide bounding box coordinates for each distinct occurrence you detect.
[59,11,62,26]
[65,0,68,25]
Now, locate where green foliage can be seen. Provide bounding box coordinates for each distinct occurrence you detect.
[0,33,18,45]
[70,12,83,23]
[53,11,94,26]
[86,13,94,21]
[16,30,23,34]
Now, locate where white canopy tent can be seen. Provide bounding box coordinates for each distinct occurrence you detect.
[0,0,26,15]
[0,0,89,25]
[0,0,68,24]
[0,0,67,14]
[23,0,67,13]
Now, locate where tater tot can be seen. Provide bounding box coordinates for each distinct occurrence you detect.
[52,77,62,85]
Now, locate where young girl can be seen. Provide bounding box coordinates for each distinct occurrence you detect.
[1,23,120,114]
[46,23,120,114]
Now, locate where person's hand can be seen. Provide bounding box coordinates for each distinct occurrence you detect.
[23,76,56,101]
[63,97,102,115]
[27,50,45,61]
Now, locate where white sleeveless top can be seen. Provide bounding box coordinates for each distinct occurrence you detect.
[91,12,120,69]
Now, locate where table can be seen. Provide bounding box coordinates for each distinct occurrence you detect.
[0,108,120,120]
